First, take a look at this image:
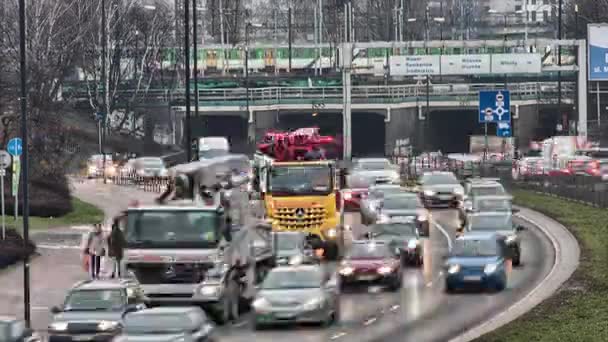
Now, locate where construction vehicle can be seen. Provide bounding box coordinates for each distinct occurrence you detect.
[253,127,344,260]
[117,154,275,324]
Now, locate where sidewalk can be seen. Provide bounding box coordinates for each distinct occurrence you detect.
[0,179,157,330]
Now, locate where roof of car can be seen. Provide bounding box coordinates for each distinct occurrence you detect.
[72,279,132,291]
[468,211,512,218]
[456,231,501,241]
[351,239,389,246]
[472,195,512,201]
[129,307,202,316]
[369,184,402,190]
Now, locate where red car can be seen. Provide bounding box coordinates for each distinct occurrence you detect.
[341,174,371,211]
[338,241,402,291]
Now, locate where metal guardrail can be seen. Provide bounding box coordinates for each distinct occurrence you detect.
[64,82,575,106]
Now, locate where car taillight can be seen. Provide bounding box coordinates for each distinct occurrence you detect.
[343,191,352,200]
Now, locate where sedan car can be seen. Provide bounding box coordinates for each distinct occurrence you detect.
[338,241,402,291]
[360,184,407,224]
[0,316,41,342]
[48,279,147,342]
[459,195,513,227]
[444,232,509,293]
[375,193,430,237]
[341,173,371,211]
[351,158,400,184]
[273,231,316,266]
[462,212,524,266]
[251,264,339,328]
[364,218,424,266]
[416,171,464,208]
[114,307,216,342]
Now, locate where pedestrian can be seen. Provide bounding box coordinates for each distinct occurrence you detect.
[107,218,126,278]
[84,223,106,279]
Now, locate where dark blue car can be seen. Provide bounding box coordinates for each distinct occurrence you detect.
[444,232,509,293]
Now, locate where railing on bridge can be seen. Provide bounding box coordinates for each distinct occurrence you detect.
[64,82,575,107]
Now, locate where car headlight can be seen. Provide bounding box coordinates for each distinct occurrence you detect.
[417,215,428,222]
[447,264,461,274]
[289,255,304,265]
[326,228,337,238]
[252,297,270,311]
[407,239,419,249]
[339,266,354,276]
[199,285,221,296]
[484,263,498,274]
[454,187,464,196]
[97,320,119,331]
[424,190,436,196]
[390,172,400,181]
[378,266,393,275]
[302,297,324,311]
[343,191,352,200]
[505,235,517,244]
[49,322,68,331]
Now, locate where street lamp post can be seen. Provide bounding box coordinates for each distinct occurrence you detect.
[184,0,192,161]
[101,0,108,184]
[557,0,563,131]
[192,0,199,119]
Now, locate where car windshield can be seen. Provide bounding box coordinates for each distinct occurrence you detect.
[374,223,417,237]
[348,243,393,259]
[369,187,402,199]
[199,149,228,159]
[63,290,126,311]
[276,234,301,251]
[468,215,513,231]
[471,186,505,197]
[262,269,322,289]
[269,165,332,196]
[474,198,512,212]
[124,313,195,334]
[0,322,8,340]
[356,160,391,170]
[421,173,459,185]
[452,239,498,257]
[126,210,218,247]
[382,196,420,210]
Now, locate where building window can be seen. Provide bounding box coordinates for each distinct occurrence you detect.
[543,0,549,4]
[531,0,536,5]
[543,10,549,21]
[515,5,522,11]
[531,11,537,21]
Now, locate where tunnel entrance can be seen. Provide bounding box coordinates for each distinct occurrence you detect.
[426,109,496,153]
[190,115,249,153]
[277,112,386,157]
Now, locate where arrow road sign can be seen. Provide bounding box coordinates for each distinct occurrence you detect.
[479,90,511,123]
[7,138,22,156]
[497,122,512,137]
[0,151,11,169]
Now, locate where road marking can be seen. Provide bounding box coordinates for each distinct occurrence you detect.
[363,317,377,326]
[331,332,347,339]
[433,221,452,251]
[32,306,48,311]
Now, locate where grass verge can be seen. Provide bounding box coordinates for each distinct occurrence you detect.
[9,197,104,231]
[477,189,608,342]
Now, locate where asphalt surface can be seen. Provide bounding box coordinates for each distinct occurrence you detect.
[0,180,555,342]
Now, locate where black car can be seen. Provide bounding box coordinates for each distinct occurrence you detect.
[48,279,147,342]
[115,307,216,342]
[0,316,40,342]
[365,219,424,266]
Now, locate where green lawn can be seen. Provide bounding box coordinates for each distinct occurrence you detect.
[477,190,608,342]
[9,198,104,231]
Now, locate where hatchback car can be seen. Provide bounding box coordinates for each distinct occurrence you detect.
[339,240,402,291]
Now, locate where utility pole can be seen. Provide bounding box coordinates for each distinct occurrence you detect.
[288,7,292,72]
[192,0,199,118]
[318,0,323,75]
[273,8,278,75]
[219,0,226,75]
[557,0,563,132]
[245,23,251,125]
[18,0,31,328]
[101,0,108,185]
[314,5,318,76]
[342,0,352,159]
[184,0,192,161]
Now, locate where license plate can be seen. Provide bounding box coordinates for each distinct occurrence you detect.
[275,312,295,319]
[463,275,481,281]
[72,336,93,341]
[357,275,376,281]
[439,195,452,200]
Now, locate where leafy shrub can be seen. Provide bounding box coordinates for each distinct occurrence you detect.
[4,174,73,217]
[0,229,36,269]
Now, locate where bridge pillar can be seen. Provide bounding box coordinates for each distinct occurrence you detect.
[515,105,538,149]
[385,107,418,156]
[254,110,278,143]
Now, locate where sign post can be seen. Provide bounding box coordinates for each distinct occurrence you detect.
[8,138,22,220]
[0,151,11,239]
[479,90,511,161]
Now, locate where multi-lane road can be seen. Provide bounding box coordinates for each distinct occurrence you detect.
[0,180,555,342]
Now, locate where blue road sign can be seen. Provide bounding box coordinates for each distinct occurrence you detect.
[588,24,608,81]
[479,90,511,123]
[7,138,22,156]
[497,122,512,137]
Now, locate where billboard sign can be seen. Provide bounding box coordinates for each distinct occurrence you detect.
[588,24,608,81]
[389,55,441,75]
[490,54,541,74]
[441,55,490,75]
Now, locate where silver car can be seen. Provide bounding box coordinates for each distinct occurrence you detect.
[273,231,315,266]
[251,265,340,328]
[360,184,407,224]
[352,158,400,184]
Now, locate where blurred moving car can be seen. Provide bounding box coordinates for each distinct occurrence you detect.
[133,157,168,179]
[87,154,114,179]
[462,212,524,266]
[48,279,147,342]
[339,240,402,291]
[458,179,509,224]
[364,218,424,266]
[341,173,371,211]
[115,307,216,342]
[273,231,316,266]
[251,264,340,328]
[360,184,407,224]
[0,317,40,342]
[416,171,464,208]
[374,193,430,237]
[351,158,400,184]
[444,233,509,293]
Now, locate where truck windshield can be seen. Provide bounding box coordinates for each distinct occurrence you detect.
[269,165,332,196]
[126,210,218,248]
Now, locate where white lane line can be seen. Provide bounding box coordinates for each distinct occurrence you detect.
[363,317,377,326]
[433,221,453,251]
[331,332,347,340]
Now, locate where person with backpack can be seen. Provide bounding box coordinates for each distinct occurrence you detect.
[84,223,106,279]
[107,217,126,278]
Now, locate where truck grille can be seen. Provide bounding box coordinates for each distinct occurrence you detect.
[274,206,326,230]
[129,264,206,284]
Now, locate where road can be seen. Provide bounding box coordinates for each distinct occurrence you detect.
[0,180,554,342]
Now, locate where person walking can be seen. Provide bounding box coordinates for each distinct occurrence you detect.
[107,218,126,278]
[84,223,106,279]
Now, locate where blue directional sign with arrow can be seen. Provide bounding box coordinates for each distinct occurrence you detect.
[479,90,511,123]
[496,122,512,137]
[7,138,22,156]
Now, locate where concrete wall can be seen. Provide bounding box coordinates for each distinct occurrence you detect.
[515,104,539,149]
[384,107,419,155]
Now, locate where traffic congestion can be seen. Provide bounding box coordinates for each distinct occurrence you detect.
[19,128,551,342]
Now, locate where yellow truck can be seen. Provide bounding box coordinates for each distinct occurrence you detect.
[253,153,341,259]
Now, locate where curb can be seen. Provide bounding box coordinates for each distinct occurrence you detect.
[448,206,580,342]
